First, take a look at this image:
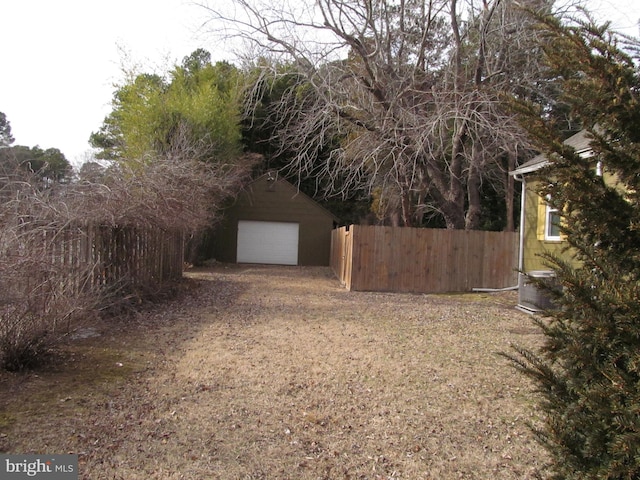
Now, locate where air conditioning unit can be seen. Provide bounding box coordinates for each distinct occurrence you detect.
[517,271,557,314]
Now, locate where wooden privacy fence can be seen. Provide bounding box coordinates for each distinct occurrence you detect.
[34,224,184,292]
[331,225,519,293]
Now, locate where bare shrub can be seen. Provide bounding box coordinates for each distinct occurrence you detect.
[0,133,258,370]
[70,123,259,232]
[0,269,98,371]
[0,174,100,370]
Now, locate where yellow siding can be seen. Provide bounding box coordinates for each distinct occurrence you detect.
[536,196,546,240]
[522,180,572,272]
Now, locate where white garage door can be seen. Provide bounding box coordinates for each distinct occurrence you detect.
[237,220,299,265]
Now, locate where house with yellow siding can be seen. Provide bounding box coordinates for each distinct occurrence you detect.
[511,130,595,312]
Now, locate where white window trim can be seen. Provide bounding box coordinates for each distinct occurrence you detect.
[540,158,600,241]
[545,203,562,241]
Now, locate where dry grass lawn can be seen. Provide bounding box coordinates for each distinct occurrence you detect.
[0,265,546,479]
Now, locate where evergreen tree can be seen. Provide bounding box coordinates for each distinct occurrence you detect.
[0,111,14,147]
[0,145,72,183]
[506,14,640,480]
[90,50,243,164]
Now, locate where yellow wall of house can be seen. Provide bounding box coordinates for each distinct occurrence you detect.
[522,179,573,272]
[518,135,626,274]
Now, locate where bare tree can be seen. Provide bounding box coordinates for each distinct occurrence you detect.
[202,0,552,228]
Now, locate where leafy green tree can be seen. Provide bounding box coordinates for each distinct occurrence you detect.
[0,112,71,182]
[507,14,640,480]
[5,145,72,182]
[0,111,14,147]
[166,57,243,162]
[90,50,243,164]
[90,73,167,161]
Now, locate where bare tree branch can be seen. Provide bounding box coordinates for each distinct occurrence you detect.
[202,0,558,228]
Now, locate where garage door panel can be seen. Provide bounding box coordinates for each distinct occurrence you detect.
[237,221,299,265]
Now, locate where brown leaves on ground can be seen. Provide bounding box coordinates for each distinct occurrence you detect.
[0,266,546,479]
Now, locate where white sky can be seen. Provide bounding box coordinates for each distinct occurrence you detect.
[1,0,638,167]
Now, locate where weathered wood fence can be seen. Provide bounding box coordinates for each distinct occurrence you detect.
[33,224,184,292]
[331,225,519,293]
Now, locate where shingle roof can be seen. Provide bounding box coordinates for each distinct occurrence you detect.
[511,129,594,176]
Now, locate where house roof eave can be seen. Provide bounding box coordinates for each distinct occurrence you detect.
[510,159,549,176]
[510,129,596,177]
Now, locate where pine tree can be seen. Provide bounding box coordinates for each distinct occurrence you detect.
[507,14,640,480]
[0,111,14,147]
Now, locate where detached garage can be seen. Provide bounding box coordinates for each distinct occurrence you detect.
[212,172,338,266]
[236,220,299,265]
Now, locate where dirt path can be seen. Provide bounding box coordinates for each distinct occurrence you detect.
[0,266,545,479]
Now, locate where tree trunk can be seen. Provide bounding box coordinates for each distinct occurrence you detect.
[400,186,414,227]
[465,157,482,230]
[440,194,466,229]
